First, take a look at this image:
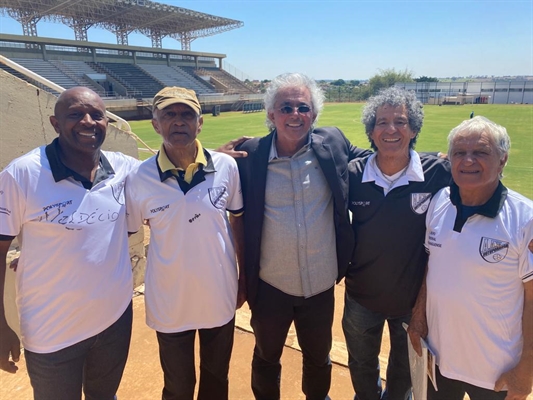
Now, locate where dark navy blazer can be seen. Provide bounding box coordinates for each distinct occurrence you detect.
[235,126,370,307]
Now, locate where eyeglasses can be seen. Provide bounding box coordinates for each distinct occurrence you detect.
[279,105,312,114]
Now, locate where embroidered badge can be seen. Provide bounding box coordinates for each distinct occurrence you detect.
[411,193,432,215]
[479,237,509,263]
[208,187,226,209]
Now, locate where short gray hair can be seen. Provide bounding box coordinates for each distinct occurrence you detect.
[361,87,424,151]
[448,116,511,159]
[264,72,324,131]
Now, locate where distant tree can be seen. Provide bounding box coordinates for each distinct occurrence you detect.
[360,68,415,99]
[330,79,346,86]
[415,76,439,82]
[349,80,361,86]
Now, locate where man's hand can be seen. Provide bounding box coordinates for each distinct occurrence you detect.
[0,325,20,374]
[215,137,252,158]
[236,275,247,309]
[495,362,533,400]
[9,257,19,272]
[407,310,428,357]
[408,268,428,357]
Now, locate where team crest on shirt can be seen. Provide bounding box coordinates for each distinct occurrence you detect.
[111,180,125,205]
[479,237,509,263]
[208,186,226,209]
[410,193,432,215]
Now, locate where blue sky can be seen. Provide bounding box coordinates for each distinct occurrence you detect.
[1,1,531,80]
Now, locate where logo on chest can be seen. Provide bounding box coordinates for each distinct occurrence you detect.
[111,180,126,205]
[208,187,226,209]
[411,193,432,215]
[479,237,509,263]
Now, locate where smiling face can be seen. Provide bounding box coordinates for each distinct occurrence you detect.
[370,104,416,159]
[450,130,507,202]
[267,86,316,146]
[152,103,203,151]
[50,87,108,155]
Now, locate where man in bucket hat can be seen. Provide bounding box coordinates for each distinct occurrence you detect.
[125,87,245,400]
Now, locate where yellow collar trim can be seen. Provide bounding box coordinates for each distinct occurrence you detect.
[157,140,207,172]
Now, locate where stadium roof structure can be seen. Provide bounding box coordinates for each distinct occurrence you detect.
[0,0,244,50]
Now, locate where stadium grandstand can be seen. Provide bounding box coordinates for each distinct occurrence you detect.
[0,0,264,118]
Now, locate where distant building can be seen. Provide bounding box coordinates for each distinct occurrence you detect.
[395,81,532,104]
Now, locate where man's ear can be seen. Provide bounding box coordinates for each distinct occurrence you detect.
[50,116,60,134]
[267,111,276,125]
[151,118,161,135]
[197,115,204,135]
[499,153,509,170]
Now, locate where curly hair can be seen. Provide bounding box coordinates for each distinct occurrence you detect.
[361,86,424,151]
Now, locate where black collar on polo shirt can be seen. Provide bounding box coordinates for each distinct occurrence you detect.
[450,181,507,232]
[45,138,114,190]
[156,147,216,195]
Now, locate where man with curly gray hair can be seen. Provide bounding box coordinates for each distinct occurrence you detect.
[234,72,370,399]
[342,87,451,400]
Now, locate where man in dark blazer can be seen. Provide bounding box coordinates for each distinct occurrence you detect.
[234,72,369,400]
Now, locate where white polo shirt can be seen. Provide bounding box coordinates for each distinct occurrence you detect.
[126,147,243,333]
[425,183,533,389]
[0,142,139,353]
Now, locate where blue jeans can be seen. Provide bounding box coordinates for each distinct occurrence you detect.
[342,293,412,400]
[156,317,235,400]
[250,280,334,400]
[428,365,506,400]
[25,302,133,400]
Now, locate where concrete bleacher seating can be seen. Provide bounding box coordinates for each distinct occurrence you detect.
[171,66,217,93]
[97,62,164,98]
[50,60,105,95]
[0,62,61,96]
[138,64,215,95]
[193,67,255,95]
[11,58,78,93]
[3,57,254,101]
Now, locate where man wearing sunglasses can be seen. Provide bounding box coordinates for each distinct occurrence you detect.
[233,73,370,399]
[125,87,245,400]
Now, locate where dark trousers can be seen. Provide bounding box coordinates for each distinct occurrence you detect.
[156,317,235,400]
[428,365,506,400]
[342,293,412,400]
[250,280,334,400]
[25,302,132,400]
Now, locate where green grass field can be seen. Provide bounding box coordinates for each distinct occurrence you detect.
[128,103,533,199]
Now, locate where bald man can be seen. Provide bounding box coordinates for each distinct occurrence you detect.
[0,87,139,400]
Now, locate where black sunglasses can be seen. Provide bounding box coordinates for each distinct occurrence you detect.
[279,105,312,114]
